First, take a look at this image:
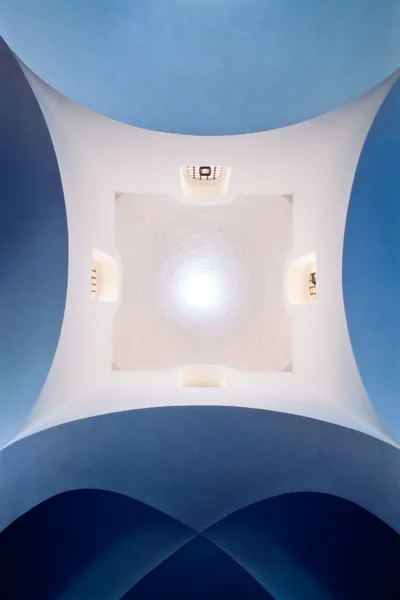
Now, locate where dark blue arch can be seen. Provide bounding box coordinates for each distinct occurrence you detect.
[1,489,398,600]
[206,492,400,600]
[1,407,400,535]
[0,37,68,445]
[0,1,399,134]
[0,489,194,600]
[343,77,400,439]
[122,536,273,600]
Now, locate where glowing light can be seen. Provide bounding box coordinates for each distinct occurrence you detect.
[177,269,224,313]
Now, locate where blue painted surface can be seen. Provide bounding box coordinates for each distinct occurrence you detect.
[1,489,399,599]
[0,1,399,134]
[207,493,400,600]
[343,77,400,439]
[0,490,195,600]
[1,407,400,536]
[123,536,273,600]
[0,38,68,445]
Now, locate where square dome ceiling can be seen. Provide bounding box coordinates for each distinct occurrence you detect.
[113,193,292,372]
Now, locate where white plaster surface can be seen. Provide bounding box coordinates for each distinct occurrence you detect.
[6,65,398,447]
[114,193,292,371]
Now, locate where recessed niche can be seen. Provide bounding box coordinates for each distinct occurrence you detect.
[286,253,317,305]
[178,365,226,388]
[91,249,119,302]
[180,166,231,202]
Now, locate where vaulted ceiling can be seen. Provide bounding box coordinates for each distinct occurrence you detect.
[0,4,399,598]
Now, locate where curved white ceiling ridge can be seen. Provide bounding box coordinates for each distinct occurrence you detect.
[12,65,396,444]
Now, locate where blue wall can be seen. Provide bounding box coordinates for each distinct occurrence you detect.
[0,490,195,600]
[343,77,400,439]
[206,492,400,600]
[0,37,68,445]
[1,406,400,534]
[1,488,399,599]
[1,1,399,134]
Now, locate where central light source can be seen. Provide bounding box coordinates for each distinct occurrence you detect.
[177,269,223,313]
[167,252,233,324]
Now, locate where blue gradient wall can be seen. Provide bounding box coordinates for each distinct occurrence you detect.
[344,77,400,439]
[0,1,399,134]
[1,450,399,598]
[0,38,68,445]
[1,407,400,537]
